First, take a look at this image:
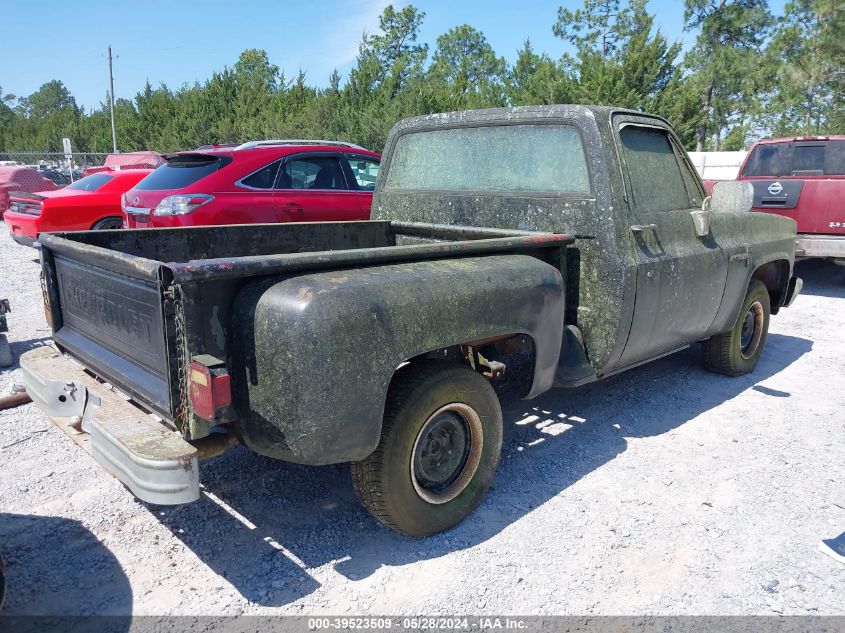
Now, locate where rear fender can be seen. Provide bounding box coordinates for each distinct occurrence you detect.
[231,255,565,464]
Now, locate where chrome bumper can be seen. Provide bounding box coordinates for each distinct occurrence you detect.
[795,234,845,260]
[20,346,199,505]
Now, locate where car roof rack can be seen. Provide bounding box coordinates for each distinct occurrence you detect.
[233,139,369,151]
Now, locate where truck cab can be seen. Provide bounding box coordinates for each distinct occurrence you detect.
[375,106,800,377]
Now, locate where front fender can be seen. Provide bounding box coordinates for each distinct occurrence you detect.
[231,254,565,464]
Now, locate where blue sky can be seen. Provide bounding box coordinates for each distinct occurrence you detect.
[1,0,786,111]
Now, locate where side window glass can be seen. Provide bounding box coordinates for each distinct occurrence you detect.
[620,126,692,213]
[240,160,281,189]
[280,157,347,190]
[348,156,380,191]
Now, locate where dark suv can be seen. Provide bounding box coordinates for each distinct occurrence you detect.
[123,140,380,228]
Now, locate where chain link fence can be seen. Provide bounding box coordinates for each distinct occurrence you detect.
[0,152,112,186]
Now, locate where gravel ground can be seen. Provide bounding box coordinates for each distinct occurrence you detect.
[0,228,842,617]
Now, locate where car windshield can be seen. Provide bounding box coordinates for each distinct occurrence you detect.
[64,174,114,191]
[134,154,232,191]
[742,140,845,177]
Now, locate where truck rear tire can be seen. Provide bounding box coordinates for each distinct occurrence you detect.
[351,360,503,537]
[702,280,770,376]
[0,334,12,367]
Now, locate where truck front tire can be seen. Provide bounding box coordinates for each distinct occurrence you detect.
[351,360,503,537]
[702,280,770,376]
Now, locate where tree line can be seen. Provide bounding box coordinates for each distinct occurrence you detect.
[0,0,842,155]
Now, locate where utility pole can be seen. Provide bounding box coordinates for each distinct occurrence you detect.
[107,45,118,153]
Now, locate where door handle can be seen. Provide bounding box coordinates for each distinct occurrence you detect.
[630,224,657,233]
[281,202,304,216]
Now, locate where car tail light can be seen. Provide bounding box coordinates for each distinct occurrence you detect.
[120,193,127,213]
[188,356,232,421]
[10,200,42,216]
[153,194,214,216]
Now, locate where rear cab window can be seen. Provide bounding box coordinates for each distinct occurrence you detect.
[742,140,845,177]
[135,154,232,190]
[383,124,591,194]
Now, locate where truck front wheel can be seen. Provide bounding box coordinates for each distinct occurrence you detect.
[702,279,770,376]
[351,361,503,537]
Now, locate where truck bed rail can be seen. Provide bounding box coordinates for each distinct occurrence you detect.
[164,222,573,283]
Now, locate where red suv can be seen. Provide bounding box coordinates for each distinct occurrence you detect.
[738,136,845,264]
[123,140,380,228]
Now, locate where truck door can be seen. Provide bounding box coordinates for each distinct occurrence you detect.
[616,122,729,368]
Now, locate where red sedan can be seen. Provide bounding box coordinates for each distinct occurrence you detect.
[4,169,150,246]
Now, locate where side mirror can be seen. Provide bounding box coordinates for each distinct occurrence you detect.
[710,180,754,214]
[690,206,710,237]
[690,181,753,238]
[690,195,711,237]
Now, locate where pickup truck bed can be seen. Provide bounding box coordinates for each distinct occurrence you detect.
[31,221,572,506]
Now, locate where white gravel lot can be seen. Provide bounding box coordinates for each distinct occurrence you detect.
[0,228,842,617]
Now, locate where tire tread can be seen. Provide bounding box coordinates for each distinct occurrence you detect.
[702,280,770,376]
[351,360,500,535]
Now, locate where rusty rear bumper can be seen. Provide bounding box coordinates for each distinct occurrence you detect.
[20,346,199,505]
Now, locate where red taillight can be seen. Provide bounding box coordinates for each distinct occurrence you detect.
[9,200,42,216]
[188,357,232,421]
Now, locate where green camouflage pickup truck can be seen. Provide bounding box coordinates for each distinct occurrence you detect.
[21,105,801,536]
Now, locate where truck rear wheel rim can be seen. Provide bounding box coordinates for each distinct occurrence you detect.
[740,300,764,359]
[411,403,483,505]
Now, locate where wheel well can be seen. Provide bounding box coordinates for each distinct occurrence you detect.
[751,259,789,313]
[403,334,537,399]
[91,216,122,230]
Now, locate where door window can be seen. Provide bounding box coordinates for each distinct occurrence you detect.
[620,126,693,212]
[347,155,380,191]
[279,156,348,190]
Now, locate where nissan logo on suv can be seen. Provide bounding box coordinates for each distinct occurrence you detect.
[768,182,784,195]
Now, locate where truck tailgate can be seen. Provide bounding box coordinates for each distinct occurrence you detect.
[48,250,173,419]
